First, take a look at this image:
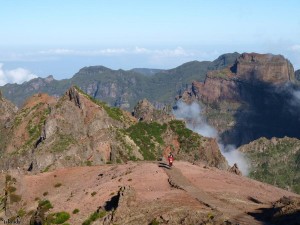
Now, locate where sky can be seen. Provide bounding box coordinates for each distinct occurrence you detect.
[0,0,300,84]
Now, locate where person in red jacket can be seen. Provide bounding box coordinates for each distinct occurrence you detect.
[168,152,174,167]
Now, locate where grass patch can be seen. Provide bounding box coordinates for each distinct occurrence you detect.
[82,210,107,225]
[51,134,76,152]
[47,211,70,224]
[17,209,26,217]
[168,120,202,152]
[126,122,167,160]
[38,199,53,212]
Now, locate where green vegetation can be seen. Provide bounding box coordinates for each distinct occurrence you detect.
[17,209,26,217]
[169,120,202,152]
[150,218,160,225]
[72,209,80,214]
[28,104,50,138]
[82,210,107,225]
[47,211,70,224]
[38,199,53,212]
[85,161,92,166]
[51,134,76,152]
[246,138,300,194]
[126,122,167,160]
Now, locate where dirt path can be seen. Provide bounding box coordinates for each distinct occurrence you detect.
[160,162,269,225]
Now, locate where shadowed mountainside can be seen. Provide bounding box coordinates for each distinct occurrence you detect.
[179,53,300,146]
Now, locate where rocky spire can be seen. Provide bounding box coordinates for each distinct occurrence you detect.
[67,86,81,108]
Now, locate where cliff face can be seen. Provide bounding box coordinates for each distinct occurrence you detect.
[179,53,300,146]
[189,53,295,104]
[234,53,294,84]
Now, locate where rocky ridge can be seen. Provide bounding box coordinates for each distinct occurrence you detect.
[0,87,228,173]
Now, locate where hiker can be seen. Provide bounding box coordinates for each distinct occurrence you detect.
[168,152,174,167]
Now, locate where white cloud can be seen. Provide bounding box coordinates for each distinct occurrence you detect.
[289,44,300,52]
[38,48,127,56]
[134,46,193,57]
[0,63,37,86]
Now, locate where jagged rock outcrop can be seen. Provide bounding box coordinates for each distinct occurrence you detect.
[132,98,174,124]
[228,163,242,176]
[0,87,228,172]
[67,86,81,108]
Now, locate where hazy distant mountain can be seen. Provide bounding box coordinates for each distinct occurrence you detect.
[0,53,240,109]
[130,68,164,76]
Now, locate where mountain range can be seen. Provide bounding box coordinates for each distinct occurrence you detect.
[1,52,300,224]
[0,53,240,109]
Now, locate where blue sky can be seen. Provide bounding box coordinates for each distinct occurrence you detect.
[0,0,300,83]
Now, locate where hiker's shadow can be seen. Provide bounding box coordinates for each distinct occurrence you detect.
[158,162,171,169]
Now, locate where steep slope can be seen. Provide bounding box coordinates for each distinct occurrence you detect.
[0,87,228,172]
[179,53,299,146]
[239,137,300,194]
[0,161,299,225]
[0,53,240,109]
[0,91,18,151]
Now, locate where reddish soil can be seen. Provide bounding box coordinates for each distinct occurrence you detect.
[4,161,299,224]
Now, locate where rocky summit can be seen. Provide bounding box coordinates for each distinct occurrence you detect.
[0,86,227,173]
[179,53,300,146]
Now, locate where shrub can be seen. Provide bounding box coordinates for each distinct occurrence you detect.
[72,209,80,214]
[126,122,167,160]
[17,209,26,217]
[54,183,62,188]
[47,212,70,224]
[43,192,48,196]
[91,192,97,197]
[82,211,106,225]
[38,199,53,212]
